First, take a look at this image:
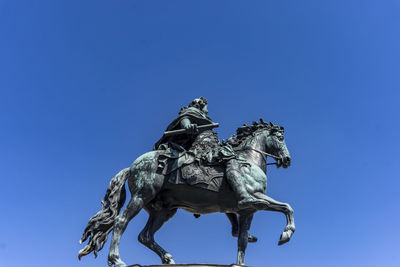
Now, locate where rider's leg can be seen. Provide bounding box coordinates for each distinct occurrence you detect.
[225,159,265,209]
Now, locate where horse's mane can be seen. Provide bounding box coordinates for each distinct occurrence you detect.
[227,118,283,149]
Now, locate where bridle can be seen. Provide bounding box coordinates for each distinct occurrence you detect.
[237,146,281,166]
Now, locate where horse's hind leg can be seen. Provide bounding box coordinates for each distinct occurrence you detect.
[108,196,145,267]
[254,192,295,246]
[138,207,177,264]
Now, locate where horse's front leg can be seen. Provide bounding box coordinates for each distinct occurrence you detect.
[254,192,295,245]
[236,212,254,266]
[226,213,258,243]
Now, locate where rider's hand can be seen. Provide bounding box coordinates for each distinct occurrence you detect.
[185,123,198,134]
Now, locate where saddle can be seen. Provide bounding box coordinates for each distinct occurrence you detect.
[168,162,225,192]
[156,140,235,192]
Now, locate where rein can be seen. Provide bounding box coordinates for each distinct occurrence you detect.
[237,146,280,165]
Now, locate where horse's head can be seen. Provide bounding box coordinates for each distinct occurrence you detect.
[228,119,291,168]
[263,122,291,168]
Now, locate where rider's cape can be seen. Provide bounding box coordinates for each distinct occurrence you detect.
[153,106,213,150]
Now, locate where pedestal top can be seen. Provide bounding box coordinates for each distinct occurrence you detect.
[128,264,248,267]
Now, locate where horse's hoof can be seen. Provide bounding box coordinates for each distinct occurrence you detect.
[248,234,258,243]
[232,232,258,243]
[162,253,175,264]
[108,254,127,267]
[278,232,290,246]
[108,255,116,266]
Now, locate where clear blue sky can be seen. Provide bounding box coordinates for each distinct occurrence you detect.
[1,1,399,267]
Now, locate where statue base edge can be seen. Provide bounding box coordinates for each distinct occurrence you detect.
[128,264,248,267]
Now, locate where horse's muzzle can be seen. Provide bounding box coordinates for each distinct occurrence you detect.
[277,156,291,168]
[282,156,291,168]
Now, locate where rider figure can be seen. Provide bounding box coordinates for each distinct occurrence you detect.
[154,97,261,209]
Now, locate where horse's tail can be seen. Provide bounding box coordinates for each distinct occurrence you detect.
[78,167,130,260]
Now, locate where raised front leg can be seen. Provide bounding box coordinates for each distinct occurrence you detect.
[254,192,295,245]
[226,213,258,243]
[237,212,254,266]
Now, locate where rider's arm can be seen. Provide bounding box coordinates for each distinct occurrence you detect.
[180,117,198,134]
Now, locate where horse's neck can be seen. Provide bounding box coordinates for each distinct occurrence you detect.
[237,135,266,173]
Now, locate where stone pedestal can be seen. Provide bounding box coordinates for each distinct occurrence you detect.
[128,264,247,267]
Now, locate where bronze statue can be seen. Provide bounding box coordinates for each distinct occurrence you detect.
[79,97,295,267]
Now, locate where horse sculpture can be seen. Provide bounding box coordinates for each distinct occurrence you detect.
[78,120,295,267]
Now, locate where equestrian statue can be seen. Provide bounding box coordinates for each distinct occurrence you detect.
[78,97,295,267]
